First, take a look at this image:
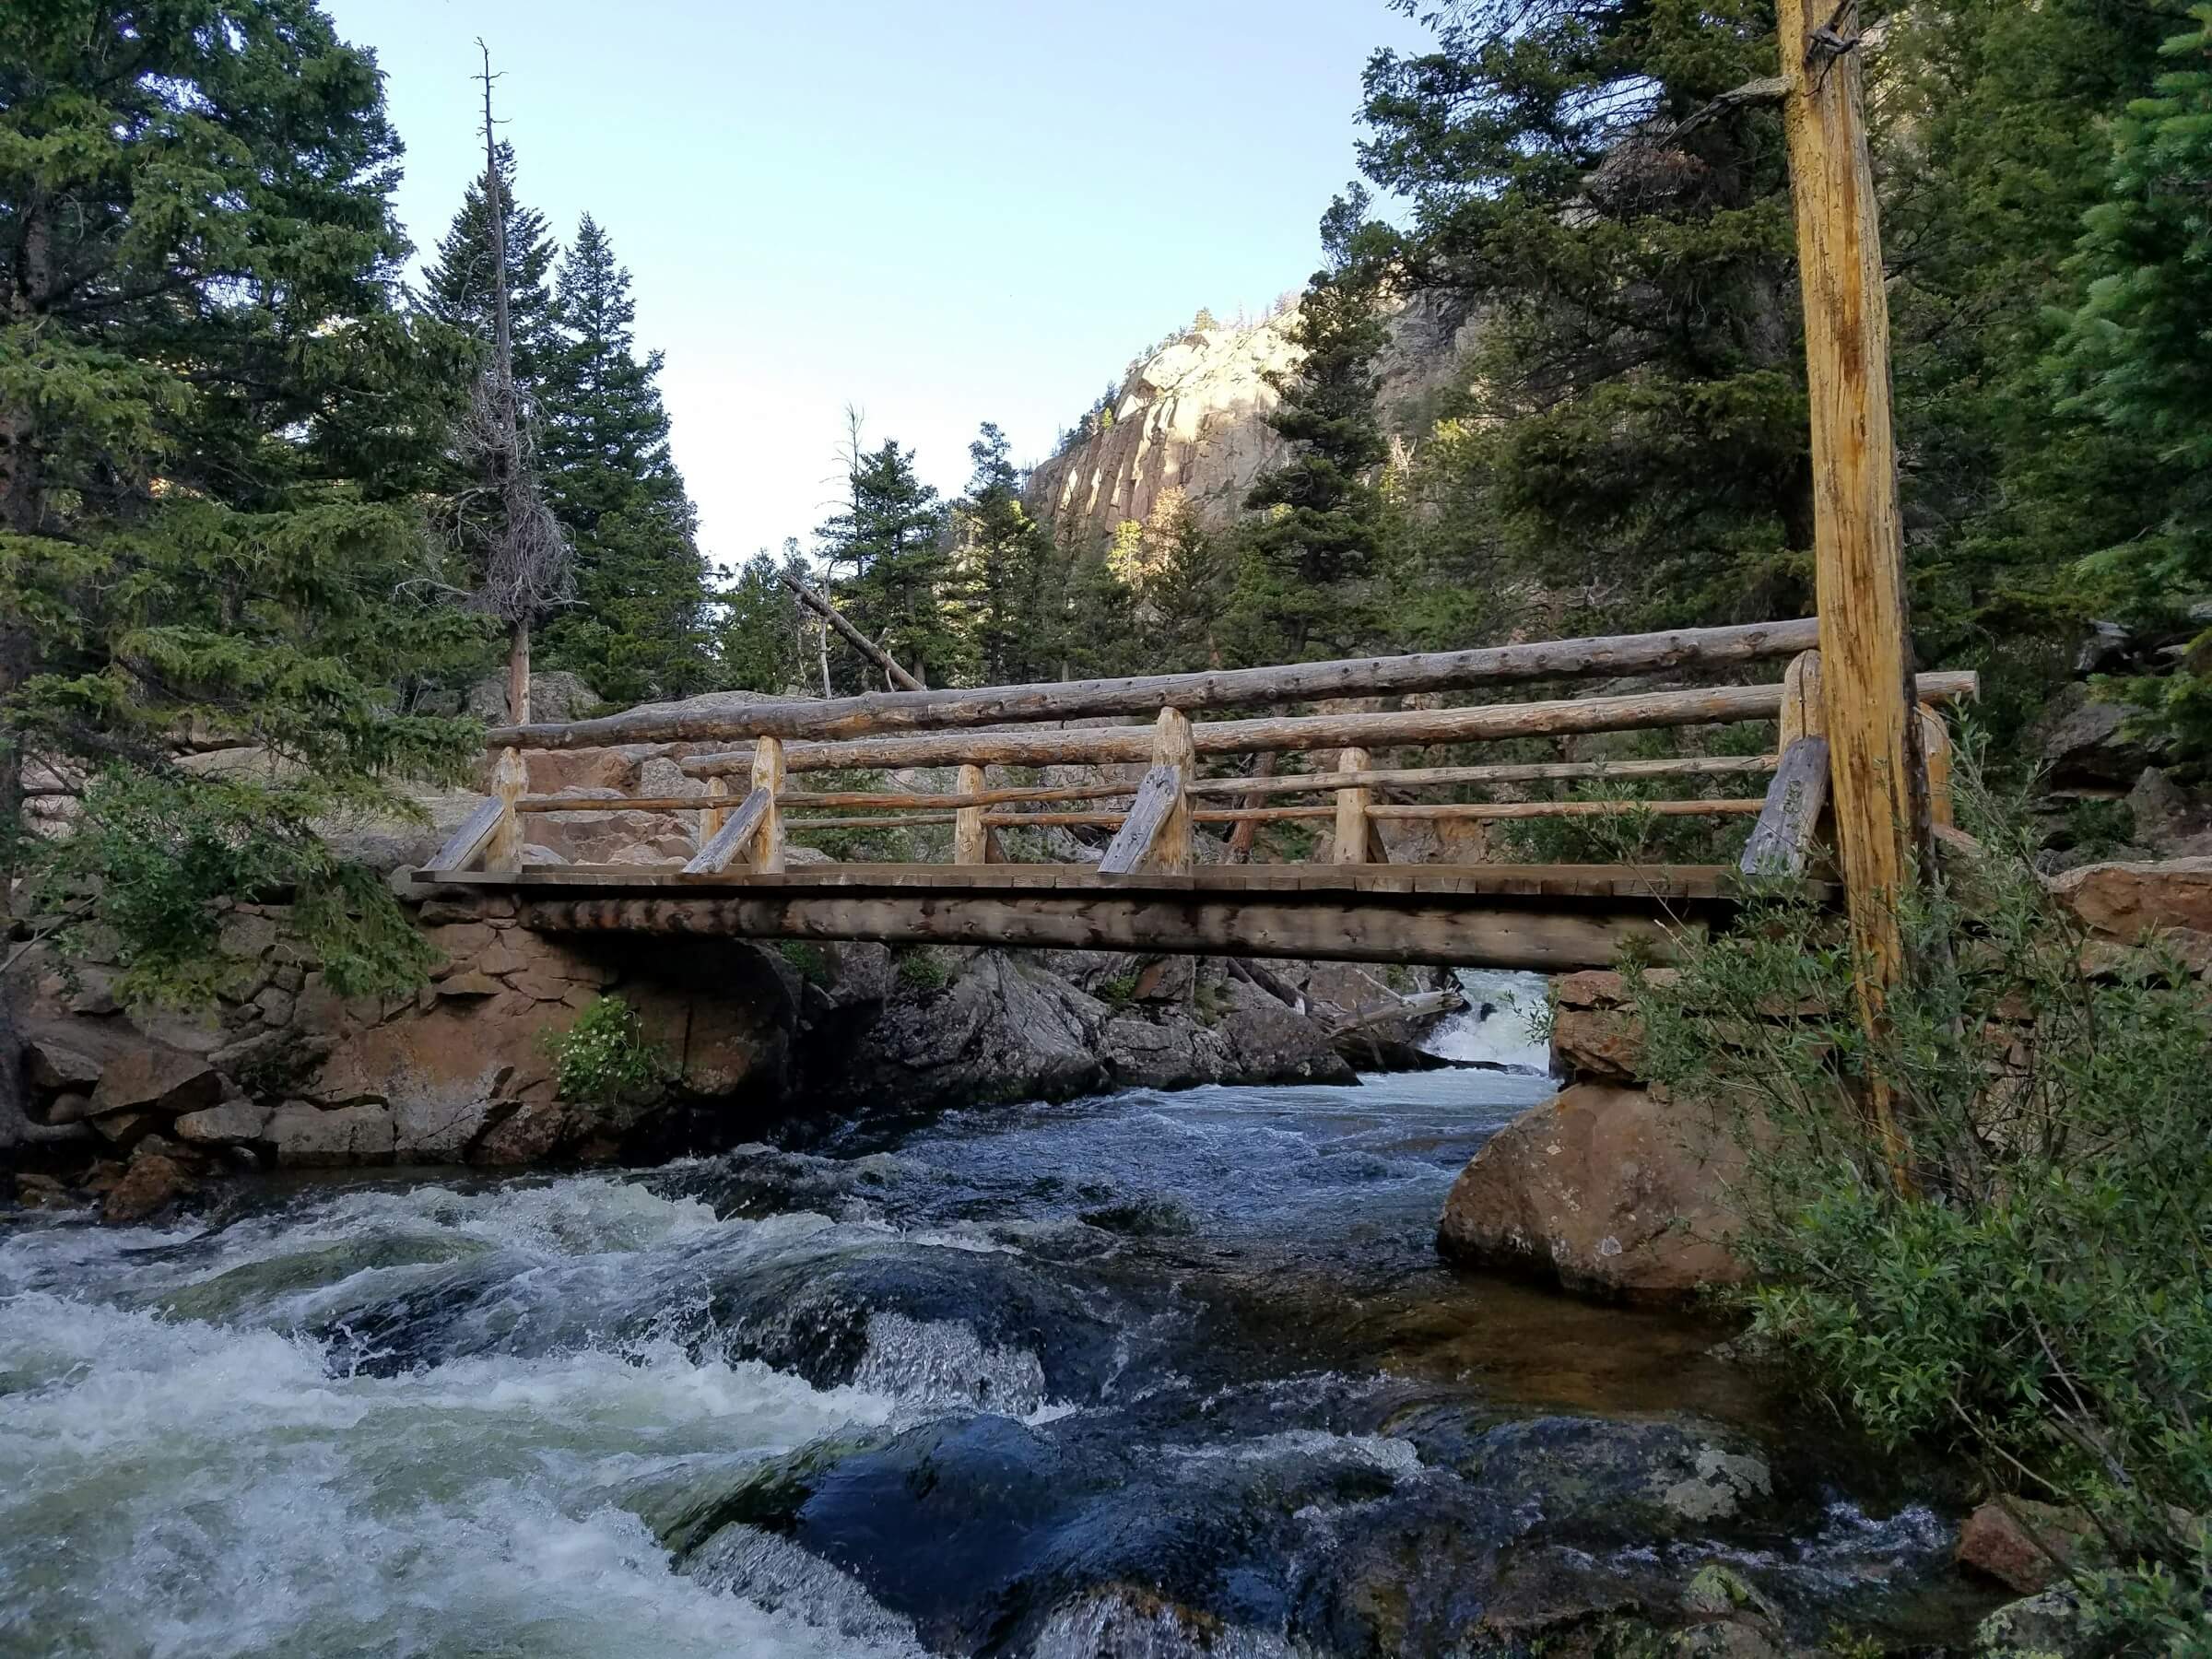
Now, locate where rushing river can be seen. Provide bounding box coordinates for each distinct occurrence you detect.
[0,1049,1979,1656]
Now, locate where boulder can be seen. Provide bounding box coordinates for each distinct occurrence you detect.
[1973,1587,2095,1657]
[472,1099,574,1166]
[1956,1498,2096,1594]
[2034,683,2162,787]
[102,1148,198,1224]
[172,1100,275,1147]
[266,1101,396,1168]
[26,1036,103,1092]
[466,668,598,724]
[2047,856,2212,962]
[1437,1082,1752,1301]
[88,1049,222,1118]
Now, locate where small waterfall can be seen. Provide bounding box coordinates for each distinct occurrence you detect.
[1421,969,1553,1074]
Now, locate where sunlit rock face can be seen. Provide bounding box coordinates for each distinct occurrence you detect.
[1027,292,1480,548]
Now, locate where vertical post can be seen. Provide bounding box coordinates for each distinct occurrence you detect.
[1919,706,1954,830]
[1780,0,1930,1182]
[1334,746,1371,865]
[488,746,526,872]
[750,735,786,874]
[954,762,989,865]
[507,621,530,727]
[1779,650,1826,747]
[1152,707,1194,876]
[701,774,731,845]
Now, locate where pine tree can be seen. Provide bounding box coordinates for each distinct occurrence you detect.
[955,423,1051,684]
[419,140,560,392]
[2051,4,2212,752]
[816,437,967,689]
[717,548,809,693]
[0,0,487,1132]
[536,214,714,703]
[1359,0,1807,625]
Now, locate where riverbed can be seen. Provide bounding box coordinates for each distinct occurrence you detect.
[0,1030,1979,1655]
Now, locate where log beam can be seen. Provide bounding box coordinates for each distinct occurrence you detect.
[1334,746,1372,865]
[953,762,989,865]
[682,672,1975,777]
[489,618,1825,750]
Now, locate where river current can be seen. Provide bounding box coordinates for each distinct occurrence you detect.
[0,981,1975,1657]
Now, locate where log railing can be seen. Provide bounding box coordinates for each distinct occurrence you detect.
[431,622,1972,885]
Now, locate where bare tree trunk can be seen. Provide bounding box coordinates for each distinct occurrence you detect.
[1227,751,1276,865]
[507,618,530,726]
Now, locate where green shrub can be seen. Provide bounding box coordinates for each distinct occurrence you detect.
[1628,757,2211,1647]
[1096,972,1139,1008]
[893,947,952,993]
[777,940,833,985]
[542,994,670,1108]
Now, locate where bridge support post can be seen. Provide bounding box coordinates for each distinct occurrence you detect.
[1781,0,1932,1184]
[701,775,730,846]
[1334,746,1371,865]
[750,736,785,873]
[1153,708,1194,875]
[488,747,526,872]
[954,763,988,865]
[1919,706,1953,829]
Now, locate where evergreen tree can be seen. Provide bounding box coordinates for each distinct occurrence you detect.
[536,214,714,703]
[816,437,968,688]
[0,0,487,1130]
[1358,0,1807,625]
[419,140,560,392]
[716,547,809,694]
[955,423,1052,684]
[1241,206,1391,658]
[2051,4,2212,752]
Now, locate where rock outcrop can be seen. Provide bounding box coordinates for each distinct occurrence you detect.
[1028,293,1478,548]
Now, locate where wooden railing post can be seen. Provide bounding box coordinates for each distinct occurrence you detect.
[701,774,731,845]
[1781,0,1930,1183]
[488,746,526,872]
[1779,650,1825,747]
[1153,707,1194,875]
[1334,746,1371,865]
[750,735,785,873]
[954,763,988,865]
[1919,706,1953,830]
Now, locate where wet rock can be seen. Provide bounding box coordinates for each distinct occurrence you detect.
[1973,1585,2095,1656]
[92,1111,159,1148]
[12,1172,80,1211]
[267,1101,396,1168]
[1956,1498,2095,1594]
[102,1148,197,1223]
[472,1099,573,1165]
[88,1048,222,1118]
[172,1100,274,1147]
[1437,1082,1752,1301]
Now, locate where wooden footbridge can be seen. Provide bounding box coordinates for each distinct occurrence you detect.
[418,618,1972,972]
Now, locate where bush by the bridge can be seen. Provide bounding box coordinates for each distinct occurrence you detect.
[1626,762,2212,1649]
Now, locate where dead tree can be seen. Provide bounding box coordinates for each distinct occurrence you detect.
[465,42,570,724]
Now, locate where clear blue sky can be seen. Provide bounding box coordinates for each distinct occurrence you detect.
[323,0,1429,569]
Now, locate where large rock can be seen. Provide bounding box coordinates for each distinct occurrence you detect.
[1550,969,1673,1082]
[88,1049,222,1119]
[2034,683,2162,787]
[1956,1498,2096,1595]
[1437,1082,1752,1301]
[102,1148,198,1224]
[466,669,599,724]
[2047,855,2212,959]
[267,1101,396,1168]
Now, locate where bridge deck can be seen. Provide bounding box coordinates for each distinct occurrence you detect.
[420,863,1817,971]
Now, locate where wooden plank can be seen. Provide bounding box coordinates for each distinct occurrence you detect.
[488,618,1825,749]
[682,786,772,875]
[1740,737,1832,877]
[516,891,1707,971]
[751,736,786,874]
[426,795,504,874]
[784,812,960,830]
[1097,765,1181,875]
[682,672,1975,776]
[1368,799,1764,821]
[953,763,988,865]
[1781,0,1924,1182]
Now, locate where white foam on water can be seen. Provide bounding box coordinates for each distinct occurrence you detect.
[851,1310,1053,1418]
[0,1282,907,1659]
[1422,968,1555,1073]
